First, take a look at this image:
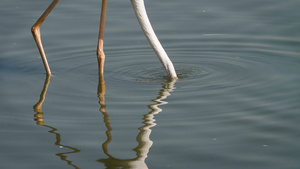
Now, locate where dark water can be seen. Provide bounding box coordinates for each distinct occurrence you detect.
[1,0,300,168]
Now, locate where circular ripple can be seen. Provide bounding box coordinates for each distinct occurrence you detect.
[41,33,299,103]
[101,46,207,83]
[177,34,297,80]
[108,63,207,83]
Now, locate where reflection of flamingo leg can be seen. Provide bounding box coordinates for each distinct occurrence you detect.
[33,75,51,125]
[97,73,177,168]
[33,75,80,169]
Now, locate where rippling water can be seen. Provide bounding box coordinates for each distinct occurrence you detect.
[1,0,300,168]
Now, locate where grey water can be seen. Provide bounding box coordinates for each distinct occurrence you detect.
[1,0,300,168]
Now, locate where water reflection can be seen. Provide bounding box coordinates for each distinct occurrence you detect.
[97,75,176,168]
[33,74,176,168]
[33,75,81,169]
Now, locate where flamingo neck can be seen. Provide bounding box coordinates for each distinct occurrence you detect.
[131,0,177,78]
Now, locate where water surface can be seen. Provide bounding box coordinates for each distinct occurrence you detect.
[1,0,300,168]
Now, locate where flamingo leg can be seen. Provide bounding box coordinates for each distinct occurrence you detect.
[31,0,60,75]
[97,0,107,75]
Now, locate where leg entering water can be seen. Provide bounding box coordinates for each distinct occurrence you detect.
[97,0,108,75]
[31,0,60,75]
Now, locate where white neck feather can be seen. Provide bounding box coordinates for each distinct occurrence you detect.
[131,0,177,78]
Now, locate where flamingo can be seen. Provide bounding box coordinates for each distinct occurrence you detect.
[31,0,177,78]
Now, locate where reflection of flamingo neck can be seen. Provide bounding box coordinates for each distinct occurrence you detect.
[98,75,177,168]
